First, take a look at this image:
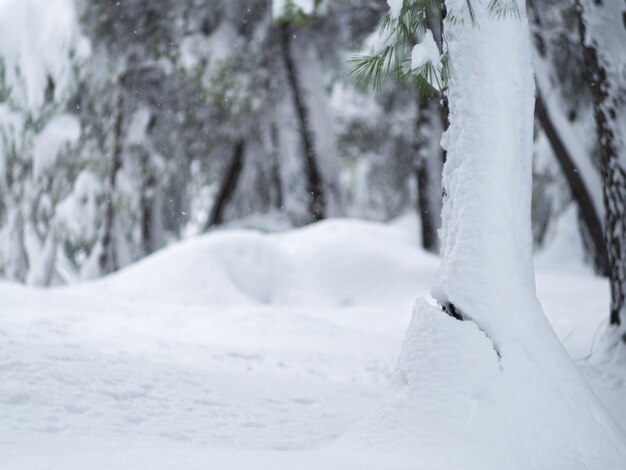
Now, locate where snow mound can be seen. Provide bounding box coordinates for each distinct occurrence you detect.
[86,218,437,308]
[1,217,625,469]
[333,299,626,469]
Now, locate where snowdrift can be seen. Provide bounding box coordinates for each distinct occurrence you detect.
[1,218,625,469]
[333,300,626,469]
[88,218,437,308]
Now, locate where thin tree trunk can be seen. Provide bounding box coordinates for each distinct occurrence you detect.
[415,162,437,252]
[270,122,284,210]
[99,86,125,274]
[164,145,190,236]
[140,158,157,256]
[411,5,447,253]
[535,91,609,275]
[204,139,246,230]
[577,0,626,327]
[414,95,444,253]
[140,199,154,256]
[279,22,325,222]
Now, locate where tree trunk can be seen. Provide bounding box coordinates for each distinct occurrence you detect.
[410,3,447,253]
[270,122,284,210]
[279,22,325,222]
[414,95,444,253]
[577,0,626,328]
[204,139,246,230]
[163,145,190,236]
[98,86,124,274]
[140,155,158,256]
[535,90,609,275]
[433,0,539,340]
[527,0,608,275]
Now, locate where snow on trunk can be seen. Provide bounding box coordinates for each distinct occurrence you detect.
[333,1,626,467]
[432,0,540,347]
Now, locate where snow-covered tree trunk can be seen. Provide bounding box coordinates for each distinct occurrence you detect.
[432,1,538,336]
[577,0,626,331]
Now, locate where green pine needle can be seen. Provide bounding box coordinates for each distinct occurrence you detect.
[351,0,511,97]
[350,46,398,93]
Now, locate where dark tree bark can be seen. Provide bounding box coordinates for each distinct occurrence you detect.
[535,91,609,275]
[99,86,125,274]
[270,122,284,210]
[415,163,438,252]
[140,154,158,256]
[577,0,626,327]
[140,197,153,255]
[204,139,246,230]
[408,3,447,253]
[279,22,326,222]
[414,96,444,253]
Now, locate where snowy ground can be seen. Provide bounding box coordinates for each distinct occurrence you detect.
[1,217,624,468]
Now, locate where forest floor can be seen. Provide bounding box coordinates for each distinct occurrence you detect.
[1,216,624,468]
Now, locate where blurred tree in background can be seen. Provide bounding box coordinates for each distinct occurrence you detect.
[0,0,613,286]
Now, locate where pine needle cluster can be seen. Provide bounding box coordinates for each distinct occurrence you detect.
[351,0,449,96]
[351,0,521,96]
